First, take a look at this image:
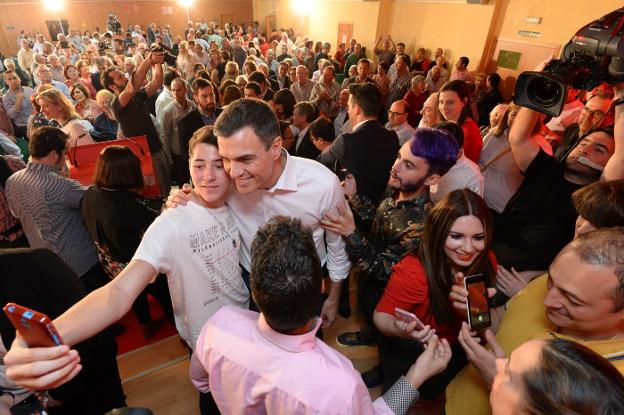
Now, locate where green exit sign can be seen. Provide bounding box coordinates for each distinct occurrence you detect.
[497,50,522,70]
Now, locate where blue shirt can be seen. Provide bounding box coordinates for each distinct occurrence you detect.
[3,87,34,127]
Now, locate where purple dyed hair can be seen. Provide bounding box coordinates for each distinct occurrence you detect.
[409,128,459,176]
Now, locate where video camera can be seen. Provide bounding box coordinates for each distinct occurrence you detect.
[150,44,177,67]
[514,8,624,116]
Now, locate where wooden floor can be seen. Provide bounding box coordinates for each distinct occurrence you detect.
[118,274,382,414]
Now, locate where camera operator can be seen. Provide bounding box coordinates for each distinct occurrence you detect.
[101,50,171,197]
[491,58,624,295]
[106,13,121,33]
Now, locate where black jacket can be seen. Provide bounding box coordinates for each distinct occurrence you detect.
[177,107,223,157]
[318,119,399,204]
[294,128,321,160]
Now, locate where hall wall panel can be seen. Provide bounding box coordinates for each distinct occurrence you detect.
[0,0,254,55]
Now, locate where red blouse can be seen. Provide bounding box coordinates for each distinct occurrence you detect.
[376,252,497,344]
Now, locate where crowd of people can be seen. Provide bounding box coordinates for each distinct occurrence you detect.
[0,12,623,415]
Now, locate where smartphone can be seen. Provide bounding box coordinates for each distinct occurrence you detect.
[3,303,63,347]
[464,275,491,332]
[394,307,425,330]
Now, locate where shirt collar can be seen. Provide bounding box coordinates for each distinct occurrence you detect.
[266,149,297,193]
[298,125,309,138]
[27,162,61,174]
[257,313,321,352]
[390,190,431,208]
[352,118,375,132]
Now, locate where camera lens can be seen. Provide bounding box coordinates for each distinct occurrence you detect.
[527,77,563,107]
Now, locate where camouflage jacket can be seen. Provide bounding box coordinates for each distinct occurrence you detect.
[344,191,431,290]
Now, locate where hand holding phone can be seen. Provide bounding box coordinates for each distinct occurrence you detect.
[3,303,63,347]
[463,275,492,332]
[394,307,425,330]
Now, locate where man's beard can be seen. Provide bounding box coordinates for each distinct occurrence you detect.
[389,174,427,193]
[200,104,216,114]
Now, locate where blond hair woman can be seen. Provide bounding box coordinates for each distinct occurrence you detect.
[37,88,96,147]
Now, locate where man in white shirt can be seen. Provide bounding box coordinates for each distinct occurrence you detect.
[386,100,415,146]
[154,70,179,120]
[16,39,34,78]
[159,78,195,182]
[290,65,316,102]
[172,99,351,329]
[32,34,46,55]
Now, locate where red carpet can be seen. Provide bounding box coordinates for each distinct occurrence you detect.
[115,295,178,355]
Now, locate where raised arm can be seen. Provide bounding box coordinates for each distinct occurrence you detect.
[508,107,541,173]
[145,57,164,98]
[602,83,624,181]
[508,58,553,172]
[118,51,164,108]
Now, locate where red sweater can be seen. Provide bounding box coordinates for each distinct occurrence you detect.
[461,118,482,163]
[376,253,497,344]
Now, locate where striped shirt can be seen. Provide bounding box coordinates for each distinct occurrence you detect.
[5,163,99,277]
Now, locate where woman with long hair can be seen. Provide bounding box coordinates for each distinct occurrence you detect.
[438,80,482,163]
[491,338,624,415]
[27,84,60,139]
[71,83,102,124]
[81,146,173,338]
[37,88,95,147]
[374,189,496,402]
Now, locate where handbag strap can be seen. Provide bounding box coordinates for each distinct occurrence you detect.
[480,147,512,173]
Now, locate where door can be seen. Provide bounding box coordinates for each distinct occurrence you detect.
[485,38,561,101]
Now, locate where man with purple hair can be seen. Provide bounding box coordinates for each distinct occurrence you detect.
[320,128,459,387]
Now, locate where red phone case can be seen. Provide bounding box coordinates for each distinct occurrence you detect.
[3,303,63,347]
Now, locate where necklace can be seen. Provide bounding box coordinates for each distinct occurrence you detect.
[205,207,238,248]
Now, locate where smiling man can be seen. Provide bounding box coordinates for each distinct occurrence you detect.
[214,98,351,330]
[445,227,624,415]
[493,88,622,273]
[320,129,458,387]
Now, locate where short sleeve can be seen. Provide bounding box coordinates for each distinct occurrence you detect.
[132,215,176,276]
[376,255,428,315]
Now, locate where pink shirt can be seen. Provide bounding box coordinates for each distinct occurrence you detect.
[190,306,395,414]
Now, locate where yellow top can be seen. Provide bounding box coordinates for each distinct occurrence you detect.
[445,274,624,415]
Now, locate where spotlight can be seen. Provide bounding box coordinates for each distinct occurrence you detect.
[179,0,194,7]
[44,0,63,12]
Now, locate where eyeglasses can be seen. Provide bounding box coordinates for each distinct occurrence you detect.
[388,111,406,116]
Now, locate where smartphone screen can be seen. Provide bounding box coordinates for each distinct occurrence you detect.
[464,275,491,332]
[3,303,63,347]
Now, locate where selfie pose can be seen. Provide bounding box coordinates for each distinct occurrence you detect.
[373,189,496,402]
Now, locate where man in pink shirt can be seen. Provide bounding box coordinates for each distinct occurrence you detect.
[450,56,474,83]
[190,216,452,414]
